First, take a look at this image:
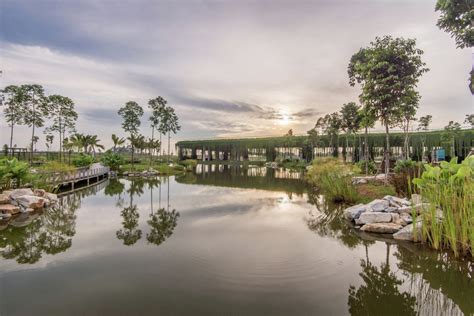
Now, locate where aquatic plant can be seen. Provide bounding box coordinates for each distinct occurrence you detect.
[413,157,474,257]
[0,158,30,189]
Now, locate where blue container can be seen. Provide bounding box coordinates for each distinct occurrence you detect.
[436,149,446,161]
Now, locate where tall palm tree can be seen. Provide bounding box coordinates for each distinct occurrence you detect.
[111,134,125,151]
[87,135,104,155]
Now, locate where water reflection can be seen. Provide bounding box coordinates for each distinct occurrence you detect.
[115,179,144,246]
[0,195,80,264]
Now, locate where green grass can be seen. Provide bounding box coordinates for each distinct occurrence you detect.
[355,182,397,204]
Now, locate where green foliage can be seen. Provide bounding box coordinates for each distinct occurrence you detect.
[0,158,30,189]
[306,158,359,203]
[72,153,94,167]
[413,157,474,257]
[179,159,198,170]
[356,160,377,175]
[391,159,422,196]
[435,0,473,49]
[101,151,125,171]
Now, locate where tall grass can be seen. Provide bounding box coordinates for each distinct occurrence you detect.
[413,157,474,257]
[306,158,359,203]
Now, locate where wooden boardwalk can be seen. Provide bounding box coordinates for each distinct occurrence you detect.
[42,163,110,191]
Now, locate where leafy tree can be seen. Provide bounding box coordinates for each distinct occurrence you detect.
[148,96,167,162]
[0,85,26,155]
[22,84,47,160]
[45,95,78,161]
[111,134,125,151]
[398,91,420,159]
[435,0,473,49]
[417,115,433,160]
[32,135,39,151]
[45,134,54,151]
[348,36,428,181]
[160,106,180,161]
[306,127,319,161]
[118,101,143,169]
[85,135,104,155]
[101,151,125,171]
[441,120,462,157]
[358,105,376,174]
[340,102,361,162]
[147,208,180,246]
[464,113,474,127]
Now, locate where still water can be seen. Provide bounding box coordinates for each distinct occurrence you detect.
[1,166,473,315]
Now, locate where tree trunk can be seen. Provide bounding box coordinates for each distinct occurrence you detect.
[345,133,349,162]
[364,126,369,175]
[168,131,171,162]
[9,123,14,157]
[384,123,390,184]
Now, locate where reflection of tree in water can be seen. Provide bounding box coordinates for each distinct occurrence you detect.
[0,195,80,264]
[115,178,145,246]
[348,243,417,316]
[395,246,471,316]
[147,208,179,246]
[147,176,179,246]
[306,189,371,249]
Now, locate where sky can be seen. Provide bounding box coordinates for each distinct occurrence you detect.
[0,0,472,151]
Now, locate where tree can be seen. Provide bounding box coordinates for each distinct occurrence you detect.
[32,136,39,151]
[0,85,26,155]
[22,84,47,161]
[148,96,167,163]
[435,0,473,49]
[161,106,180,161]
[348,36,428,181]
[340,102,361,162]
[45,95,78,162]
[417,115,432,161]
[358,105,376,174]
[441,120,462,157]
[464,113,474,127]
[307,127,319,161]
[398,91,420,159]
[111,134,126,151]
[86,135,104,155]
[118,101,144,170]
[45,134,54,152]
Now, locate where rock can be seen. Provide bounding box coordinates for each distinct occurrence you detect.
[14,195,46,210]
[44,193,58,204]
[9,188,34,199]
[360,223,403,234]
[374,174,387,181]
[0,212,12,219]
[343,204,367,220]
[412,203,432,214]
[0,203,20,215]
[411,194,423,205]
[385,207,398,213]
[391,213,400,222]
[393,222,423,241]
[34,189,46,197]
[383,195,411,206]
[0,194,10,204]
[357,212,392,224]
[397,206,412,214]
[367,199,389,212]
[400,213,413,225]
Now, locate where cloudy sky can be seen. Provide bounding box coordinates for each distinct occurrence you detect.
[0,0,472,150]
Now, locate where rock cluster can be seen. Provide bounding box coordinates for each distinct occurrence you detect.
[344,194,426,240]
[352,174,388,185]
[123,169,160,177]
[0,188,58,220]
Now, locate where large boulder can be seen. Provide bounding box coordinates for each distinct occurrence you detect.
[0,194,10,204]
[367,199,389,212]
[393,222,423,241]
[360,223,403,234]
[9,188,34,200]
[356,212,392,225]
[384,195,411,206]
[14,195,46,210]
[34,189,46,197]
[0,203,20,215]
[343,204,367,220]
[44,193,59,204]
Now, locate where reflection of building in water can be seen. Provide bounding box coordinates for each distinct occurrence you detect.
[274,168,301,180]
[246,167,267,177]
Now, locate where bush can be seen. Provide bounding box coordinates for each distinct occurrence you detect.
[179,159,198,171]
[391,159,423,197]
[306,158,359,203]
[0,158,30,189]
[101,151,125,171]
[356,160,377,175]
[72,153,94,167]
[413,157,474,257]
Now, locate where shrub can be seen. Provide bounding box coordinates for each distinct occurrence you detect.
[101,151,125,171]
[391,159,423,196]
[413,157,474,257]
[0,158,30,189]
[306,158,359,203]
[179,159,198,171]
[356,160,377,175]
[72,153,94,167]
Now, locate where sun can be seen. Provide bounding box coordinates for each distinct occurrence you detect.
[278,112,291,126]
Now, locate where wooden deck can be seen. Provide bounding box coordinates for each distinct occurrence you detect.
[42,164,110,191]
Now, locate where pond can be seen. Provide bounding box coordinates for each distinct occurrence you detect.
[1,165,473,315]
